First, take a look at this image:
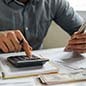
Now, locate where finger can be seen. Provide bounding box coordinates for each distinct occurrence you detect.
[0,33,15,52]
[70,49,86,53]
[64,45,86,53]
[73,28,84,35]
[71,31,81,38]
[14,30,25,41]
[0,41,8,53]
[72,33,86,39]
[66,44,86,50]
[75,33,86,39]
[64,47,73,52]
[3,39,15,52]
[7,32,21,52]
[68,38,86,44]
[64,47,86,53]
[15,30,32,56]
[1,33,15,52]
[73,31,80,35]
[23,41,32,57]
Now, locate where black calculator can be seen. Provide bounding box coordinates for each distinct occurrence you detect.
[7,55,49,68]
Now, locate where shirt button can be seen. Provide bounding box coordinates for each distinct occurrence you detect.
[25,27,29,30]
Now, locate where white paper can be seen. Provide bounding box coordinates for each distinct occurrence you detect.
[33,48,86,72]
[56,52,86,70]
[0,77,36,86]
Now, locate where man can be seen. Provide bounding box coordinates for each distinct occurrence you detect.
[0,0,85,57]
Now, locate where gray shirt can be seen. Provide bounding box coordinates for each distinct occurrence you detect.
[0,0,83,49]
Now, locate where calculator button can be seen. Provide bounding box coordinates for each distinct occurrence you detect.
[18,57,25,60]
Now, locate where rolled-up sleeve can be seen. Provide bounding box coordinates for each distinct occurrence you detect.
[53,0,83,35]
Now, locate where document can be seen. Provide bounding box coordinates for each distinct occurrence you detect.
[34,48,86,71]
[56,52,86,70]
[0,77,35,86]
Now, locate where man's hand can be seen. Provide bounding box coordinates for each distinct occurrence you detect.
[64,31,86,53]
[0,30,32,57]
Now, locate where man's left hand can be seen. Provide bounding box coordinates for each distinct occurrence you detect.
[64,31,86,53]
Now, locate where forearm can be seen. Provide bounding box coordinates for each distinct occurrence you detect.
[53,0,84,35]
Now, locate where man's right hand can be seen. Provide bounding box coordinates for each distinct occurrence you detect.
[0,30,32,57]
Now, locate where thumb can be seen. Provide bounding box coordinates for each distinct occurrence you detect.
[71,31,82,39]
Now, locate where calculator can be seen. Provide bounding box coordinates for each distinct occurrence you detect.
[7,55,49,68]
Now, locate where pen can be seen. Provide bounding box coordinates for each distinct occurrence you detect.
[78,22,86,33]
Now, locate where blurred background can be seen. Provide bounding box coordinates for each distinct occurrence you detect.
[43,0,86,49]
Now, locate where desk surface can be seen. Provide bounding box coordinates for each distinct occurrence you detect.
[0,47,86,86]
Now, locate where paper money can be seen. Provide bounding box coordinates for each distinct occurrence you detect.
[39,71,86,85]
